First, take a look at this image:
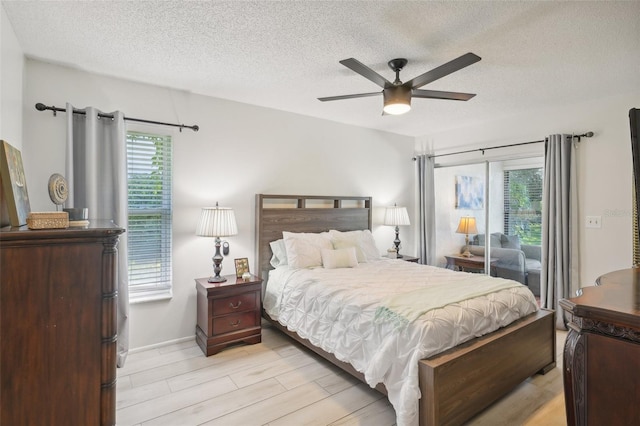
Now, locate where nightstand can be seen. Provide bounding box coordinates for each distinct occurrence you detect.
[195,274,263,356]
[445,254,498,275]
[387,254,419,263]
[399,255,419,263]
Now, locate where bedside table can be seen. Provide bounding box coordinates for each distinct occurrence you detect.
[445,254,498,275]
[195,274,263,356]
[387,254,419,263]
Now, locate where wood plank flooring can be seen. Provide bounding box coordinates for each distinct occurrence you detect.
[117,321,567,425]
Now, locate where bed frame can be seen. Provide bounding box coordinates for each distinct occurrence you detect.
[255,194,556,426]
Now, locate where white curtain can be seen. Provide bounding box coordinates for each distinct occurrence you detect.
[541,134,580,329]
[66,103,129,366]
[416,155,436,265]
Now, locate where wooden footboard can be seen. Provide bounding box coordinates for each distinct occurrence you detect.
[418,309,556,426]
[264,309,555,426]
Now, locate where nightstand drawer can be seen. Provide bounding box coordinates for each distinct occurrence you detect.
[212,292,257,316]
[212,311,258,335]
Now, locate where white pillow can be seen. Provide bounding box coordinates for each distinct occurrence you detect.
[332,239,366,263]
[283,231,332,269]
[321,247,358,269]
[269,239,288,268]
[329,229,381,262]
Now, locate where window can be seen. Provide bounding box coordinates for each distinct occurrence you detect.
[127,131,173,302]
[503,168,543,245]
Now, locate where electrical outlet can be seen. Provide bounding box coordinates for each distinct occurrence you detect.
[586,216,601,228]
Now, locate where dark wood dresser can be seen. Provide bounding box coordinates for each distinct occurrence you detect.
[0,223,124,425]
[560,267,640,425]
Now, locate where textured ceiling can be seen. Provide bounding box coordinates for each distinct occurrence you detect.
[3,1,640,137]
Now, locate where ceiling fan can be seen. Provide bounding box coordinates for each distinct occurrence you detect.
[318,52,481,115]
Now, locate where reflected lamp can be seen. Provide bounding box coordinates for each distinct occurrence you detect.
[456,216,478,258]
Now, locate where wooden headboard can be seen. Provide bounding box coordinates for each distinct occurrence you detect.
[255,194,372,278]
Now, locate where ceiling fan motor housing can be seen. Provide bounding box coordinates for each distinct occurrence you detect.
[383,85,411,115]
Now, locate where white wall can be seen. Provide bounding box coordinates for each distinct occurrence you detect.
[21,59,416,349]
[417,92,640,287]
[0,5,24,148]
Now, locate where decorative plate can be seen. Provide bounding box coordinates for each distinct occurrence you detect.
[48,173,68,206]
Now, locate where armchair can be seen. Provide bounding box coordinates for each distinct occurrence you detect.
[465,232,541,296]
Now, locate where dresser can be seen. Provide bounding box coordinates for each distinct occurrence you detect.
[195,274,262,356]
[0,223,124,425]
[560,267,640,425]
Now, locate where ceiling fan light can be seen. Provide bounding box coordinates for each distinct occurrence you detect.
[383,86,411,115]
[383,102,411,115]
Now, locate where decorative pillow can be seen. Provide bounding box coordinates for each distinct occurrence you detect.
[328,229,381,262]
[473,233,502,247]
[269,239,288,268]
[332,239,366,263]
[321,247,358,269]
[282,231,332,269]
[502,234,521,250]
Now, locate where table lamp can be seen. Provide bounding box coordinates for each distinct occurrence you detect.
[456,216,478,258]
[196,203,238,282]
[384,204,410,258]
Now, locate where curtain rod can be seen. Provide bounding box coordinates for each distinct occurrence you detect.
[35,103,199,132]
[413,132,594,160]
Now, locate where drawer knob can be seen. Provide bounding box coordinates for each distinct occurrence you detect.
[230,319,241,327]
[229,301,242,309]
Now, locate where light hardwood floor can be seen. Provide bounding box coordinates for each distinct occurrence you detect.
[117,321,567,426]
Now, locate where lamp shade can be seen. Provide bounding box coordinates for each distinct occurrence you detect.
[384,206,410,226]
[456,216,478,235]
[196,205,238,237]
[383,86,412,115]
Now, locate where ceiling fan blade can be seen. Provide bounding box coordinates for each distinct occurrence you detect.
[412,89,476,101]
[318,92,381,102]
[406,52,481,89]
[339,58,392,88]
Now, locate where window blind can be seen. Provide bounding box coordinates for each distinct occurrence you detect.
[503,167,543,245]
[127,131,173,301]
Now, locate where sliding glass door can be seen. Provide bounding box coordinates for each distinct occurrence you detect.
[433,157,543,294]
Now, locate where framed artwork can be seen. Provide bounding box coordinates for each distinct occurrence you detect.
[455,175,484,209]
[0,140,31,226]
[234,257,250,278]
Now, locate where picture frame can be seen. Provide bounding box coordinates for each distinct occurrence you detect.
[0,140,31,226]
[234,257,250,278]
[455,175,484,210]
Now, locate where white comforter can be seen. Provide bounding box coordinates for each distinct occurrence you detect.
[263,259,538,426]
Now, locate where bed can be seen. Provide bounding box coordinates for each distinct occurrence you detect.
[255,194,556,426]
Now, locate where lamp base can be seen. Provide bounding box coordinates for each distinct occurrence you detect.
[208,237,227,283]
[461,234,474,258]
[393,226,403,258]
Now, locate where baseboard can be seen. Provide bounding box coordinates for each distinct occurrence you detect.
[129,335,195,354]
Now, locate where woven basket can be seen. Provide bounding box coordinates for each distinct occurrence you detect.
[27,212,69,229]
